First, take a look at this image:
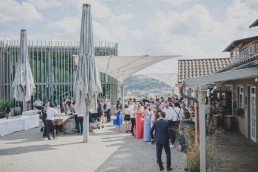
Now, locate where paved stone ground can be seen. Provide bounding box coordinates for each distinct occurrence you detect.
[0,120,184,172]
[2,119,257,172]
[96,129,185,172]
[208,131,258,172]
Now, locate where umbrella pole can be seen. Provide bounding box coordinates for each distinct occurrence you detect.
[23,97,27,112]
[83,109,89,143]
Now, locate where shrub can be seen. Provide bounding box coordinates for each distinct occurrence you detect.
[182,123,223,171]
[234,108,244,116]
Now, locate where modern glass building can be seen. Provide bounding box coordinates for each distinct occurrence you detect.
[0,40,119,106]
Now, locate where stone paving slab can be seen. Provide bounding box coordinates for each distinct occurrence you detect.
[95,133,185,172]
[3,122,257,172]
[208,131,258,172]
[0,121,185,172]
[0,122,128,172]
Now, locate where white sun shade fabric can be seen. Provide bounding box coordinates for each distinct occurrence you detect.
[95,55,179,84]
[140,73,178,87]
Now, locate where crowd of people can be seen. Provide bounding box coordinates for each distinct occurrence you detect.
[32,94,195,170]
[112,95,196,171]
[34,97,113,140]
[34,97,78,140]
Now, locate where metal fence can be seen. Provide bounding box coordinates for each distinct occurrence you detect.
[0,40,119,106]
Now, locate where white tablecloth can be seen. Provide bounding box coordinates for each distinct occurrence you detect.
[22,110,39,116]
[0,115,39,136]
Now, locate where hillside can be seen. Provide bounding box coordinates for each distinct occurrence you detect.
[124,75,171,91]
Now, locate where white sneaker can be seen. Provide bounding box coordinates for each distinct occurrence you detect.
[170,144,174,148]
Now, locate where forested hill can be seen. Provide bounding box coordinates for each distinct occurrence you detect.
[124,75,171,91]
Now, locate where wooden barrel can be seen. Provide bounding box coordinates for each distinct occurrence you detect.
[63,118,76,134]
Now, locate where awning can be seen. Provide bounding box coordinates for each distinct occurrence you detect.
[95,55,179,84]
[249,19,258,28]
[139,73,178,87]
[183,67,258,86]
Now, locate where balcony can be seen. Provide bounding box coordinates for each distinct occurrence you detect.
[231,43,258,62]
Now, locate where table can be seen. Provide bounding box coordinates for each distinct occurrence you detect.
[0,115,39,136]
[22,110,39,116]
[55,115,75,134]
[54,115,71,125]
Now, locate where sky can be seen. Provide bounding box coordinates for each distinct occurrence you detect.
[0,0,258,74]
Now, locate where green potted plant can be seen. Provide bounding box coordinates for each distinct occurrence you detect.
[234,107,244,117]
[0,100,11,118]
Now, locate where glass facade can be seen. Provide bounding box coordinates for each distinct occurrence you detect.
[0,40,118,106]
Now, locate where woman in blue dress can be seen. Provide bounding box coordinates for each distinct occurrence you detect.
[114,102,122,132]
[143,103,151,142]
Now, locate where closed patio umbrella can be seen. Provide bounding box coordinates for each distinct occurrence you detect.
[12,29,35,112]
[74,4,101,143]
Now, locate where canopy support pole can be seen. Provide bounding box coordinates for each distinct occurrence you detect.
[23,97,27,112]
[83,108,89,143]
[199,89,206,172]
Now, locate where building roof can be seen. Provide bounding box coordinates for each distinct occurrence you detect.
[181,54,258,86]
[183,67,258,86]
[249,19,258,28]
[177,58,231,82]
[223,36,258,52]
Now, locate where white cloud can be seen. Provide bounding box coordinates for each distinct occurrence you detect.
[162,0,190,6]
[69,0,111,18]
[25,0,64,9]
[144,4,221,58]
[225,0,258,31]
[93,21,114,42]
[0,0,42,23]
[48,17,81,34]
[111,13,133,23]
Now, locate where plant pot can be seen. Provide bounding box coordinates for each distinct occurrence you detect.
[190,168,200,172]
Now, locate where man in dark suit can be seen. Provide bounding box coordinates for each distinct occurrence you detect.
[151,111,172,171]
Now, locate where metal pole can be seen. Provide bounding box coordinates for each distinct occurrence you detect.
[23,97,27,112]
[121,83,124,108]
[83,109,89,143]
[199,90,206,172]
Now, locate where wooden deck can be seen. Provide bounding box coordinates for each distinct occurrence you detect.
[208,131,258,172]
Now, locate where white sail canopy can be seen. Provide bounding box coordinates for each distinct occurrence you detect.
[95,55,179,84]
[140,73,178,87]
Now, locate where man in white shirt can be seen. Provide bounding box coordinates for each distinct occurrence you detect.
[170,101,184,148]
[46,104,59,140]
[162,103,173,121]
[171,102,184,121]
[162,103,174,148]
[128,103,136,136]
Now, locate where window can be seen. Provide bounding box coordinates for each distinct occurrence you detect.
[225,85,232,91]
[238,86,244,108]
[249,45,254,55]
[255,44,258,53]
